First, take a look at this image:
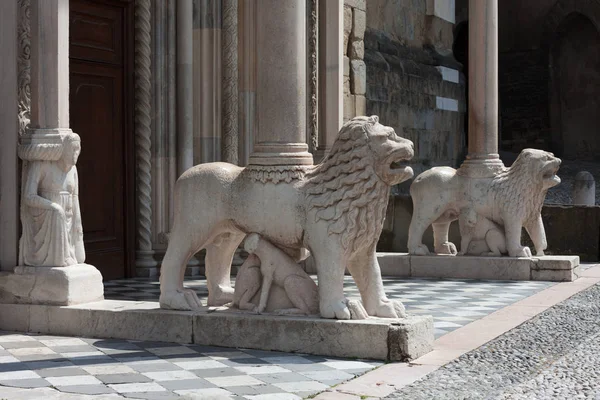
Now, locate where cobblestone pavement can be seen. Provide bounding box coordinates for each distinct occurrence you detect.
[104,276,555,338]
[386,283,600,400]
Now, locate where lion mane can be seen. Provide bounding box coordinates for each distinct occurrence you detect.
[489,149,554,227]
[302,116,390,255]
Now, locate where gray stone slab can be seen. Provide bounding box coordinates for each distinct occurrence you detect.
[96,373,152,384]
[256,372,314,384]
[35,367,89,378]
[25,360,74,370]
[159,378,215,390]
[122,392,179,400]
[192,367,246,378]
[227,384,284,396]
[0,378,51,388]
[219,357,270,367]
[56,384,116,395]
[45,345,98,353]
[0,341,46,349]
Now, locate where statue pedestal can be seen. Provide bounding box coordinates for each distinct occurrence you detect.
[0,264,104,306]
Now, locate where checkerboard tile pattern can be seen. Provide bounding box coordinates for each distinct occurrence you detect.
[104,276,556,337]
[0,331,382,399]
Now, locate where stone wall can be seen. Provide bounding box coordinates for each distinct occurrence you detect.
[362,0,466,177]
[343,0,367,121]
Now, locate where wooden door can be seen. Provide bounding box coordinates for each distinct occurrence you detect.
[69,0,134,279]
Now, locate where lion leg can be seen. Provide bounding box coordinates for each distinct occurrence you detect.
[525,215,547,256]
[205,232,245,306]
[309,243,351,320]
[159,229,204,311]
[433,221,457,255]
[347,249,406,319]
[282,274,319,315]
[408,215,434,256]
[504,218,532,258]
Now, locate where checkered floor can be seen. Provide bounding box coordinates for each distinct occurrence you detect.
[0,331,381,399]
[104,276,556,337]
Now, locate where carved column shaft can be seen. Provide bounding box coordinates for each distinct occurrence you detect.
[29,0,69,129]
[250,0,313,168]
[135,0,157,268]
[466,0,499,162]
[222,0,239,165]
[316,0,343,162]
[177,0,194,176]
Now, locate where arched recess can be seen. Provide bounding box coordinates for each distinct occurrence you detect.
[543,0,600,160]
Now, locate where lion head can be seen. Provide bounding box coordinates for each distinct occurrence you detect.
[509,149,561,189]
[303,115,414,254]
[491,148,561,223]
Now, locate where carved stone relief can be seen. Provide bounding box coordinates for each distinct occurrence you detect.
[159,116,414,320]
[17,0,31,136]
[18,132,85,267]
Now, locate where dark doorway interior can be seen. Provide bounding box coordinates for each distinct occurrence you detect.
[69,0,135,279]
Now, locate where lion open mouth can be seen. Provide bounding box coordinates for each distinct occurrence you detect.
[383,154,414,185]
[543,160,561,186]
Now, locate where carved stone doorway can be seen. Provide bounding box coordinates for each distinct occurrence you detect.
[69,0,135,279]
[550,13,600,161]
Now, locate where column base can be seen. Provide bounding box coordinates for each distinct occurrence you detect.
[457,155,505,178]
[0,264,104,306]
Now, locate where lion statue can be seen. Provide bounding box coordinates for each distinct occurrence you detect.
[160,115,415,319]
[408,149,561,258]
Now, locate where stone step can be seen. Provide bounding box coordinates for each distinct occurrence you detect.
[305,254,580,281]
[0,300,433,362]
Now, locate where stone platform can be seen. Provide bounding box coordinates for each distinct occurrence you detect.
[374,254,580,281]
[0,300,433,362]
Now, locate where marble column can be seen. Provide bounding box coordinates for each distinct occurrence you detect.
[238,0,257,166]
[222,0,239,165]
[0,0,19,271]
[135,0,158,270]
[315,0,344,163]
[177,0,194,176]
[248,0,313,170]
[459,0,503,176]
[0,0,104,305]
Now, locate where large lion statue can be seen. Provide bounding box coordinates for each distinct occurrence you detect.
[408,149,561,258]
[160,116,415,319]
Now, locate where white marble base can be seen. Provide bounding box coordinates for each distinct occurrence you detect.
[0,264,104,306]
[305,254,580,281]
[376,253,580,281]
[0,300,433,361]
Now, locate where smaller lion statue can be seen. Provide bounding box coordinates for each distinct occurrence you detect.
[408,149,561,258]
[457,208,507,256]
[232,233,319,315]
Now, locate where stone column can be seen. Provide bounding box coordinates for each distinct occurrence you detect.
[222,0,239,165]
[249,0,313,171]
[0,0,19,271]
[238,0,257,166]
[0,0,103,305]
[177,0,194,176]
[316,0,344,162]
[460,0,503,176]
[135,0,158,271]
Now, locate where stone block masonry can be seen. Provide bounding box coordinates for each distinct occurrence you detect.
[365,29,465,175]
[343,0,367,121]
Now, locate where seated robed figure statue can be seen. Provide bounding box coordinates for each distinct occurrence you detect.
[19,132,85,267]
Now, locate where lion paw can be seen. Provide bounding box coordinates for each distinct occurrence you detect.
[409,244,430,256]
[435,242,457,255]
[347,299,369,320]
[510,246,532,258]
[207,286,235,307]
[320,298,351,320]
[370,299,407,319]
[159,288,203,311]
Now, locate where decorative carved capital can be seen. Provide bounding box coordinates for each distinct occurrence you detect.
[244,165,311,184]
